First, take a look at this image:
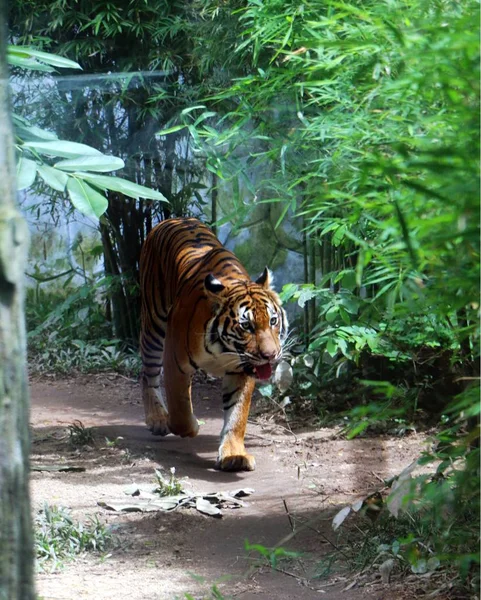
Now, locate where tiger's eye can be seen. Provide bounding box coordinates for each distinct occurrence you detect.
[270,315,279,327]
[240,321,253,332]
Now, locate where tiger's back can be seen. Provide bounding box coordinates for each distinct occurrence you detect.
[140,217,251,367]
[139,217,287,472]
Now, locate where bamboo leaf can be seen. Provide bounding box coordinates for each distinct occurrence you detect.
[10,46,81,70]
[157,125,187,136]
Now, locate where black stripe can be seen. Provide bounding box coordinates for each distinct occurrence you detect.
[188,354,199,370]
[223,401,237,411]
[151,320,166,339]
[203,318,215,355]
[142,337,163,351]
[210,314,220,345]
[221,316,231,338]
[222,389,238,404]
[174,355,186,375]
[143,361,162,369]
[234,341,247,354]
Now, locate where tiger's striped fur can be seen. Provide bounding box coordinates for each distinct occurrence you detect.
[140,217,288,471]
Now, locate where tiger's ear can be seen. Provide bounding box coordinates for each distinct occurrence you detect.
[204,274,226,297]
[255,266,273,289]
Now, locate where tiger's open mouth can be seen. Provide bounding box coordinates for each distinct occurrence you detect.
[253,363,272,380]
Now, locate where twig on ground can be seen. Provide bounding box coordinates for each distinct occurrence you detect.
[370,471,386,484]
[283,499,295,533]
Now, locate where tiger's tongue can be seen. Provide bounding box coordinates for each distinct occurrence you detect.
[255,363,272,380]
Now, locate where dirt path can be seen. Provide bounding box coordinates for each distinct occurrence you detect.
[30,375,427,600]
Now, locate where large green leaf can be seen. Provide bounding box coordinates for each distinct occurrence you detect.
[9,46,81,70]
[16,157,37,191]
[22,141,103,159]
[67,178,108,220]
[13,116,58,141]
[7,54,54,72]
[37,165,69,192]
[77,173,169,202]
[55,156,125,173]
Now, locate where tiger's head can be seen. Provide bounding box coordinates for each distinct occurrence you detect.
[204,267,288,380]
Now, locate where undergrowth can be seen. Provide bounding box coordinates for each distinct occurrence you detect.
[26,285,141,377]
[35,504,113,572]
[67,420,95,447]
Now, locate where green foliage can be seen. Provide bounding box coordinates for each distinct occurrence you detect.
[154,468,185,497]
[35,504,113,572]
[245,541,300,570]
[170,0,480,587]
[67,421,95,448]
[10,0,480,590]
[26,281,141,376]
[9,46,168,220]
[332,449,480,593]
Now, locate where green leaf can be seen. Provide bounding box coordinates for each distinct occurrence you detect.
[37,165,69,192]
[280,283,298,302]
[339,297,359,315]
[55,156,125,173]
[180,105,206,115]
[16,157,37,191]
[297,288,316,308]
[332,225,347,247]
[341,270,357,291]
[326,338,338,357]
[325,305,339,322]
[77,174,168,202]
[7,54,54,72]
[13,116,59,141]
[23,141,103,159]
[157,125,187,136]
[67,178,108,220]
[339,306,351,325]
[11,46,81,70]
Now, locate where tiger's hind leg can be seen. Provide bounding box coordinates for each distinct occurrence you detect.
[162,329,199,439]
[216,374,256,472]
[140,332,170,436]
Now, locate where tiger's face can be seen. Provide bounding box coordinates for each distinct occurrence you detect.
[204,268,288,379]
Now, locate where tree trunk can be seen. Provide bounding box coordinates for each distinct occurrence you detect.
[0,4,35,597]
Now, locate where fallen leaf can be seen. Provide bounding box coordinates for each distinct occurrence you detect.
[99,489,254,517]
[379,558,394,583]
[31,465,85,472]
[195,497,222,517]
[332,506,351,531]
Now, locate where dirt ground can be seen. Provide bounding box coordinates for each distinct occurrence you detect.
[29,374,430,600]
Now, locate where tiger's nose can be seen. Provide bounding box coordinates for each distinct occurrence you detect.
[260,349,276,361]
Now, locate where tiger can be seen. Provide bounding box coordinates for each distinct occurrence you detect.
[139,217,288,472]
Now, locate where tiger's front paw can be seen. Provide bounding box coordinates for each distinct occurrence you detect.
[145,403,170,436]
[215,453,256,472]
[147,417,170,436]
[168,415,200,438]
